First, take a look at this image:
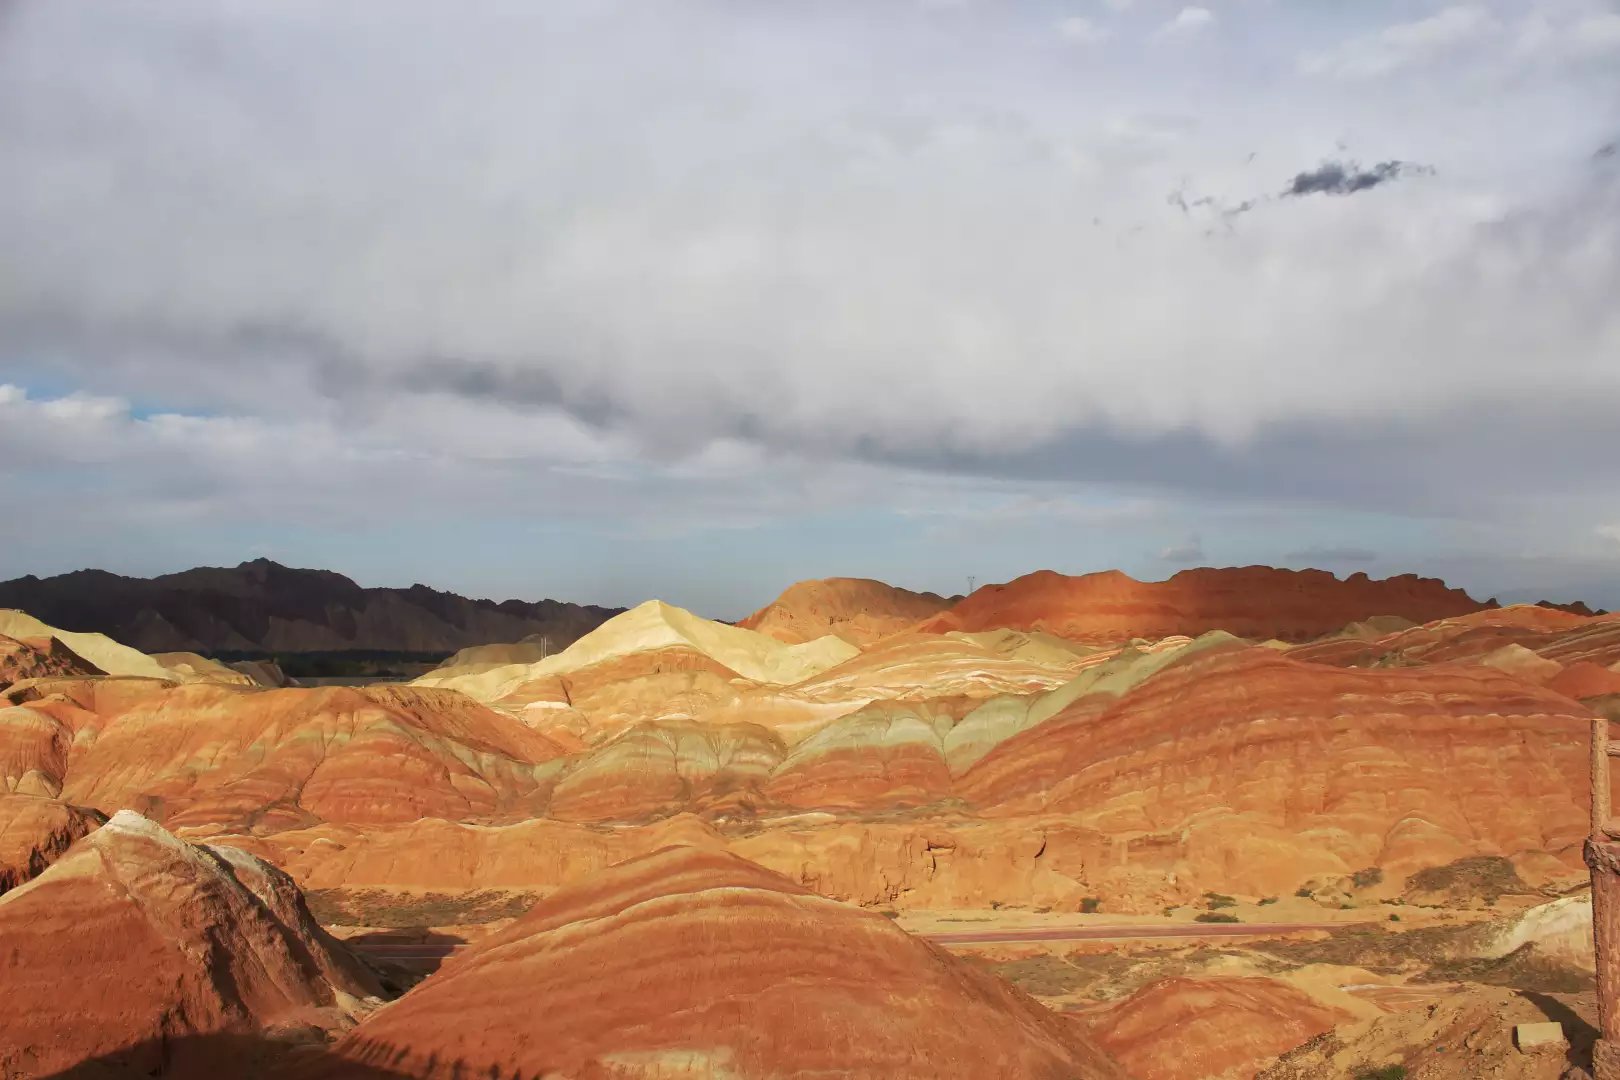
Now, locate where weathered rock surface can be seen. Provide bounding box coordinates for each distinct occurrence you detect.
[956,640,1592,898]
[312,846,1126,1080]
[1086,976,1349,1080]
[0,631,100,691]
[1481,894,1596,970]
[921,566,1489,644]
[417,599,859,705]
[1288,604,1620,671]
[1546,660,1620,701]
[738,576,956,645]
[220,814,1105,913]
[1257,982,1591,1080]
[0,811,383,1078]
[0,608,173,680]
[0,793,105,893]
[0,678,569,831]
[151,650,263,686]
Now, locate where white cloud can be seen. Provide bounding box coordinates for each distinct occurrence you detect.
[1157,6,1215,38]
[1600,524,1620,546]
[1057,16,1110,44]
[1,0,1614,469]
[1159,533,1206,562]
[1561,12,1620,57]
[1302,5,1497,78]
[0,0,1617,607]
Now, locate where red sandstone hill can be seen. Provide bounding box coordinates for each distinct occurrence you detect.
[0,632,100,692]
[953,638,1591,899]
[1287,604,1620,674]
[0,809,383,1078]
[738,576,957,645]
[1085,976,1349,1080]
[0,678,571,831]
[311,846,1126,1080]
[205,633,1598,916]
[0,792,104,894]
[918,566,1492,643]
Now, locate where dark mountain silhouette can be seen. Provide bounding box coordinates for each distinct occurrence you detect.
[0,559,622,655]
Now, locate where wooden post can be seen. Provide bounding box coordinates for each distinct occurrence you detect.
[1589,717,1620,1079]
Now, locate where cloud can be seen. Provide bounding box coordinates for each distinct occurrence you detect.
[1571,13,1620,55]
[1158,534,1206,562]
[1302,5,1497,78]
[1056,16,1109,45]
[1282,159,1430,197]
[1284,546,1378,564]
[0,0,1617,609]
[1600,524,1620,546]
[1157,7,1214,38]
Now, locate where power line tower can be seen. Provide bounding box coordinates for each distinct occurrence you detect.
[967,576,977,595]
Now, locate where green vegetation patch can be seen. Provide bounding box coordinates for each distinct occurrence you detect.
[1402,856,1532,904]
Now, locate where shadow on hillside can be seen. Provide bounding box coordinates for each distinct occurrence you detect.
[37,1032,537,1080]
[36,1032,404,1080]
[1521,990,1599,1074]
[344,928,469,984]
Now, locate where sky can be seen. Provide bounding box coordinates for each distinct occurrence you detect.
[2,0,1618,618]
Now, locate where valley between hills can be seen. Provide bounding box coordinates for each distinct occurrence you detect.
[3,562,1617,1079]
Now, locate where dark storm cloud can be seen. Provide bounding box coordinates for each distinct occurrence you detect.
[1282,159,1431,197]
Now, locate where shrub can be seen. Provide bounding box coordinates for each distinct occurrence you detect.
[1295,886,1314,898]
[1388,913,1401,922]
[1258,897,1278,906]
[1080,897,1101,914]
[1204,892,1237,910]
[1354,1067,1406,1080]
[1195,912,1240,924]
[1352,867,1384,890]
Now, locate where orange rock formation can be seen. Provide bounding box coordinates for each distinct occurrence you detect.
[0,632,100,691]
[739,576,955,644]
[312,846,1126,1080]
[921,566,1489,643]
[1287,604,1620,671]
[205,636,1595,914]
[956,640,1591,898]
[0,792,104,893]
[1,678,569,830]
[0,810,382,1077]
[1087,976,1349,1080]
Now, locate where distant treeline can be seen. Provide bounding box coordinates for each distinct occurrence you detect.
[207,649,449,679]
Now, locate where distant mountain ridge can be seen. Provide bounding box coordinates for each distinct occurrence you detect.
[0,559,623,655]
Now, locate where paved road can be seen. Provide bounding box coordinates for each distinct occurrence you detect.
[348,921,1341,962]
